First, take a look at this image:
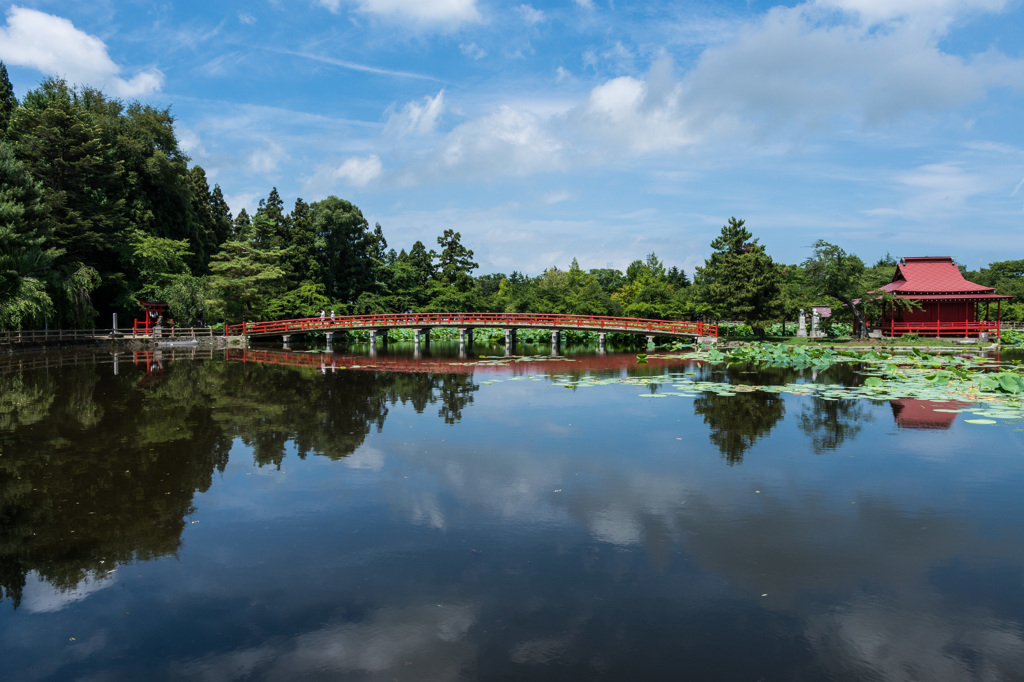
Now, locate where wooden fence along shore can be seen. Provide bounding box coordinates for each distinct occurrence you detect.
[0,327,219,346]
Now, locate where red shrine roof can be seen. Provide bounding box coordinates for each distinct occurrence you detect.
[137,298,170,311]
[879,257,1010,299]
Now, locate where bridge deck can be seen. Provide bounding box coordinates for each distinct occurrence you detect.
[226,313,717,339]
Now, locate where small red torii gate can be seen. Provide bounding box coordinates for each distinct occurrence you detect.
[134,299,169,334]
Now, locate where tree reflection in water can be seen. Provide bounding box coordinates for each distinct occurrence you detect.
[798,398,872,453]
[0,357,477,608]
[692,365,798,465]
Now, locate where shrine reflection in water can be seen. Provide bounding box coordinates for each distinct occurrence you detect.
[2,344,1024,681]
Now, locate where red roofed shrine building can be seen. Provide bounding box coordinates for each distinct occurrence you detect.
[877,257,1011,339]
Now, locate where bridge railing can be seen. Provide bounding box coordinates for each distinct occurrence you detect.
[224,313,718,338]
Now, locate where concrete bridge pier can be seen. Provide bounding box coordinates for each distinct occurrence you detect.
[598,332,607,354]
[282,334,293,349]
[369,329,389,350]
[504,328,516,355]
[325,331,334,350]
[459,328,474,348]
[550,329,561,355]
[413,328,430,347]
[646,335,656,349]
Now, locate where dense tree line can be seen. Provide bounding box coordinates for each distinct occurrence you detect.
[2,67,1020,331]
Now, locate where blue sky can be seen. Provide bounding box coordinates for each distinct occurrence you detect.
[2,0,1023,277]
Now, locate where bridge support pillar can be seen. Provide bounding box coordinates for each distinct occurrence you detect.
[551,329,561,355]
[459,328,473,348]
[504,328,516,354]
[325,332,334,350]
[413,328,430,347]
[646,335,655,349]
[598,332,607,354]
[369,329,389,350]
[282,335,292,349]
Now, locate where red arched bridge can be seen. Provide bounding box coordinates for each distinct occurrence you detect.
[225,312,717,343]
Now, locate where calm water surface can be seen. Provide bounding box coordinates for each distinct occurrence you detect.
[2,343,1024,681]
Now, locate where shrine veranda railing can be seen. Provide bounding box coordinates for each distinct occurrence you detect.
[887,321,1003,339]
[223,313,717,339]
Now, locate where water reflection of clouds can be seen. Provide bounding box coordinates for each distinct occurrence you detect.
[806,598,1024,681]
[171,602,478,682]
[20,571,118,613]
[372,388,1024,613]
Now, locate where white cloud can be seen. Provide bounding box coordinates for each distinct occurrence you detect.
[385,90,446,137]
[426,105,565,180]
[366,0,1024,194]
[238,12,257,25]
[561,57,696,155]
[0,7,163,97]
[543,190,571,204]
[865,162,993,219]
[680,4,1006,133]
[815,0,1008,25]
[335,155,383,186]
[460,42,487,60]
[224,192,262,217]
[323,0,482,26]
[555,66,571,82]
[248,141,288,174]
[574,0,595,9]
[177,126,205,156]
[517,4,545,24]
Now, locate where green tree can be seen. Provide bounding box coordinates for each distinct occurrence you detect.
[231,208,251,240]
[802,240,870,336]
[9,79,122,288]
[589,268,625,294]
[0,62,15,138]
[666,265,690,289]
[0,141,56,329]
[284,198,318,285]
[432,229,478,292]
[310,196,379,306]
[251,187,288,250]
[208,185,233,246]
[693,218,783,337]
[207,240,290,321]
[614,253,680,319]
[130,234,192,301]
[159,274,209,326]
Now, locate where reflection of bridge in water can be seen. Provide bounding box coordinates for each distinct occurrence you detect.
[226,348,705,376]
[226,312,717,351]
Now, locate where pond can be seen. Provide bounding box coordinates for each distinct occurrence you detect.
[2,342,1024,681]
